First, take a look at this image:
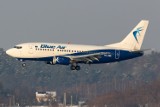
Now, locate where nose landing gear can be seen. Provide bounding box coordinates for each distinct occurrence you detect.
[22,63,26,67]
[18,59,26,67]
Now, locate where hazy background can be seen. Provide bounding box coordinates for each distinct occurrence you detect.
[0,0,159,50]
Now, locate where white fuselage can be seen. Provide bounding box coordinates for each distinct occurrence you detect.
[6,43,114,59]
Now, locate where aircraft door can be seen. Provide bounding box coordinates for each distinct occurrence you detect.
[115,50,120,59]
[28,45,33,54]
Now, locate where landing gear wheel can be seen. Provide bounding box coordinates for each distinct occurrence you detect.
[22,63,26,67]
[75,66,80,70]
[70,65,81,71]
[70,65,76,70]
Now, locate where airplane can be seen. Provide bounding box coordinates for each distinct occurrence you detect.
[6,20,149,70]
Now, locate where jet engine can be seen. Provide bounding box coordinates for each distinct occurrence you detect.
[46,56,71,65]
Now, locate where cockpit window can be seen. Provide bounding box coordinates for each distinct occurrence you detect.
[14,46,22,49]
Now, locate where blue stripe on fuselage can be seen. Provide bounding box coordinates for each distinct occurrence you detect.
[17,49,143,64]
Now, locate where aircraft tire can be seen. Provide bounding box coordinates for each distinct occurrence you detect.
[70,65,76,70]
[22,63,26,67]
[75,65,80,71]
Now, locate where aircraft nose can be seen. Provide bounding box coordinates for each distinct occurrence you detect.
[6,48,21,58]
[6,49,13,56]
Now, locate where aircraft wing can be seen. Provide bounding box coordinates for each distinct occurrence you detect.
[66,52,110,63]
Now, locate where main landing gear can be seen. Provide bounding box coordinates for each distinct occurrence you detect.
[70,64,81,71]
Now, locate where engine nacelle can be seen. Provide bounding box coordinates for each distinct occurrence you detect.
[46,56,71,65]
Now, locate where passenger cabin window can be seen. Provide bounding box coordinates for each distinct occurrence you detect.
[14,46,22,49]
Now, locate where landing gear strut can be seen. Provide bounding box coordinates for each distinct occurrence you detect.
[70,64,81,71]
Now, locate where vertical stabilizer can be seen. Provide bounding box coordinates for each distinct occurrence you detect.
[120,20,149,50]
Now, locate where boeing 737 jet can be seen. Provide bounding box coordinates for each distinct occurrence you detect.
[6,20,149,70]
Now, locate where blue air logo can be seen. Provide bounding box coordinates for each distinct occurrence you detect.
[56,45,66,49]
[41,44,56,49]
[133,27,143,43]
[40,44,66,49]
[56,57,60,62]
